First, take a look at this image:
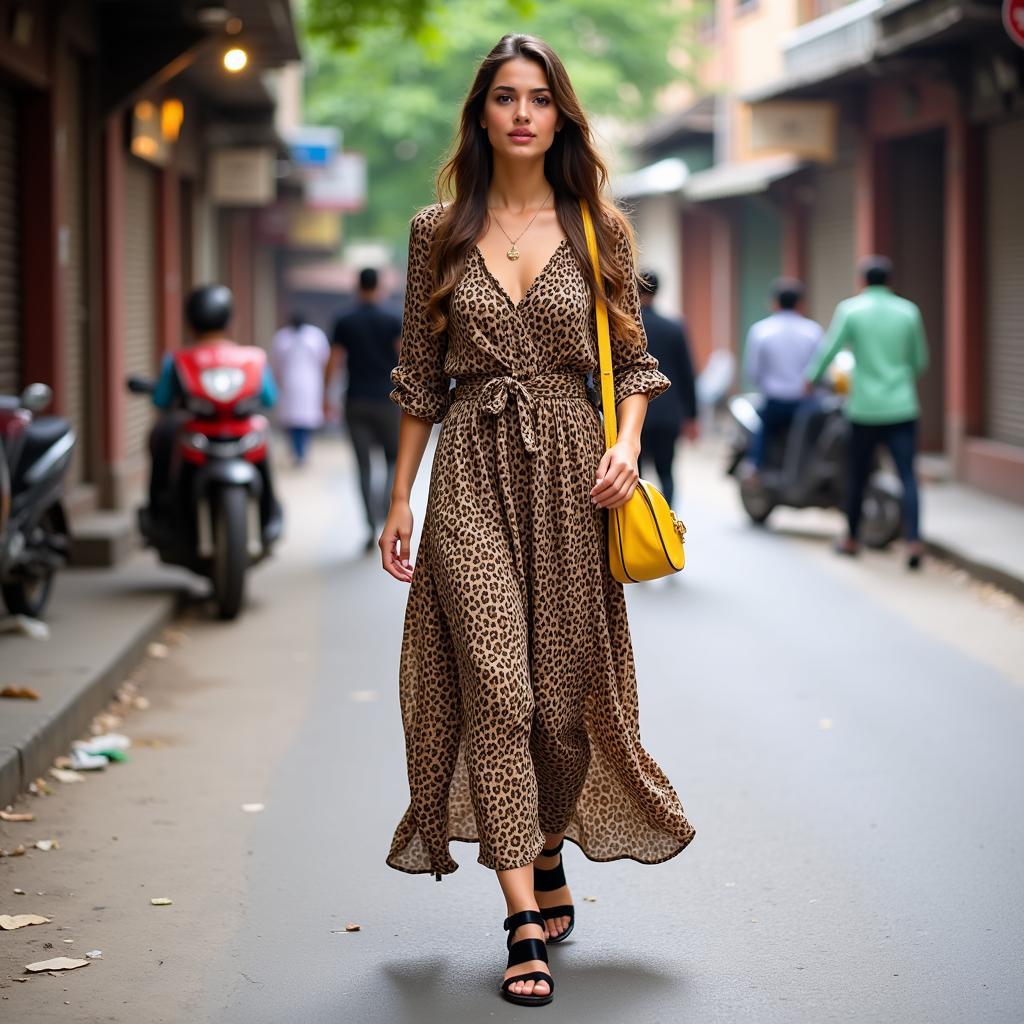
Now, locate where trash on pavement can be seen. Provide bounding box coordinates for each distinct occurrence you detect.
[0,685,40,700]
[69,750,108,771]
[34,839,59,851]
[0,809,35,822]
[2,847,27,858]
[29,777,53,796]
[150,897,173,906]
[0,615,50,639]
[74,733,131,755]
[241,803,264,813]
[146,642,169,659]
[62,938,74,944]
[49,768,85,784]
[583,896,597,902]
[344,923,361,932]
[25,956,91,973]
[85,950,103,959]
[13,888,26,894]
[0,914,51,930]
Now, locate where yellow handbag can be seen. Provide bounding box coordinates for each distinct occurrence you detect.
[580,199,686,584]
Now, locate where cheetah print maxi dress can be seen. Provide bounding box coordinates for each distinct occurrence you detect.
[387,203,695,878]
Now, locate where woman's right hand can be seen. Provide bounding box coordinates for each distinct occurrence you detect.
[380,499,415,583]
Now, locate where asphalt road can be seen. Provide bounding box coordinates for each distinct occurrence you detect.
[2,436,1023,1024]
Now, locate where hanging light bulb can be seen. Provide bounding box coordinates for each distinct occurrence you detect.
[223,47,248,73]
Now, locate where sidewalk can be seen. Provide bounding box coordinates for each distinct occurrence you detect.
[0,555,191,806]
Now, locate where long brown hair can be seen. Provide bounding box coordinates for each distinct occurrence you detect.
[424,33,640,345]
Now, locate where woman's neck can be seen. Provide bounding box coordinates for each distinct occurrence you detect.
[487,157,551,212]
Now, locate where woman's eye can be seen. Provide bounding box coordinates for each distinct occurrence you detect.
[496,95,512,104]
[534,97,550,107]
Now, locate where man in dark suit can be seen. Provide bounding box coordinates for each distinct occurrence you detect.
[638,270,698,508]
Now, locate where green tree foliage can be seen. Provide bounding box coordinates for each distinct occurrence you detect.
[301,0,701,246]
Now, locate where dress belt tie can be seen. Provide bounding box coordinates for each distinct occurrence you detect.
[478,377,539,454]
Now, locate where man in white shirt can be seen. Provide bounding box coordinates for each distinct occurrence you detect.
[743,278,824,474]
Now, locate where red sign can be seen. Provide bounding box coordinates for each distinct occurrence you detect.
[1005,0,1024,48]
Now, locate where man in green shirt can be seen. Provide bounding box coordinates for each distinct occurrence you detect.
[806,256,929,568]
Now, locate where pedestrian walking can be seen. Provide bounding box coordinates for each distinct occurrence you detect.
[637,269,698,507]
[328,268,402,551]
[806,255,929,568]
[269,312,330,468]
[743,278,823,479]
[380,33,695,1008]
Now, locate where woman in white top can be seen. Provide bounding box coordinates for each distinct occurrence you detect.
[270,313,331,466]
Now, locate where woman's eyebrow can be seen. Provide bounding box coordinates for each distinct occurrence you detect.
[492,85,552,94]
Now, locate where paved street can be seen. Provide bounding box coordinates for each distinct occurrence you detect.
[2,436,1023,1024]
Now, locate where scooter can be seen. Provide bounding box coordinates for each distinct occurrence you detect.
[127,344,283,620]
[0,383,75,618]
[725,357,903,549]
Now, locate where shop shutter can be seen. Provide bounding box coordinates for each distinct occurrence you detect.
[122,157,158,462]
[0,85,20,397]
[61,57,89,483]
[985,119,1024,448]
[806,162,856,331]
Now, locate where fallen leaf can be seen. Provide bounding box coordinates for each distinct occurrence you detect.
[13,887,26,895]
[0,914,51,930]
[0,685,40,700]
[6,846,27,858]
[147,642,169,659]
[344,923,361,932]
[29,777,53,796]
[0,809,34,822]
[49,768,85,784]
[35,839,59,851]
[150,897,173,906]
[25,957,90,973]
[241,803,264,813]
[582,896,598,903]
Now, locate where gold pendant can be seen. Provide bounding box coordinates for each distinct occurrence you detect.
[506,246,520,261]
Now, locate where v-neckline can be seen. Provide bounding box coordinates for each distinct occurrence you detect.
[474,238,569,312]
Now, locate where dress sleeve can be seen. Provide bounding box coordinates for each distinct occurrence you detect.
[609,222,671,406]
[390,208,450,423]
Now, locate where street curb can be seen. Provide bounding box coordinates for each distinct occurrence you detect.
[0,590,185,808]
[925,540,1024,604]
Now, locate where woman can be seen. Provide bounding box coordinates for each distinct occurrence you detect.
[269,312,330,467]
[381,34,695,1008]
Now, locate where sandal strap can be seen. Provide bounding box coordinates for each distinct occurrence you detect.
[539,905,575,920]
[540,839,564,857]
[501,971,554,995]
[503,909,544,935]
[507,938,549,968]
[533,859,566,892]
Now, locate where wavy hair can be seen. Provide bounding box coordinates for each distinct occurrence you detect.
[423,33,640,346]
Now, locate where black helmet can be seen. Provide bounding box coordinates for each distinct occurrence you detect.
[185,284,233,333]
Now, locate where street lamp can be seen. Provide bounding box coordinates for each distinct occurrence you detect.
[223,47,248,73]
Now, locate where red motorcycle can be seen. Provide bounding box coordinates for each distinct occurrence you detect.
[128,342,282,620]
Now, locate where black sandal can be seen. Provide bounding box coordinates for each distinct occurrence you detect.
[533,839,575,943]
[500,909,554,1007]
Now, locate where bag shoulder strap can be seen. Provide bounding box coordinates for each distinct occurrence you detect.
[579,199,618,449]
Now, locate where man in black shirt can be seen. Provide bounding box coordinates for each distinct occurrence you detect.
[637,270,698,508]
[328,268,402,550]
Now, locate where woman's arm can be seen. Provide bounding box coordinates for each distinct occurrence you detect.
[380,412,433,582]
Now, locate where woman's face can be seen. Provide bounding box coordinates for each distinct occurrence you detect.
[480,57,562,163]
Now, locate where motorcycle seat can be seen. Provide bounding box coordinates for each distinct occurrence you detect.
[13,417,74,490]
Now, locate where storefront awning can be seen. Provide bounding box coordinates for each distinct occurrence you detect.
[683,154,803,203]
[612,158,689,200]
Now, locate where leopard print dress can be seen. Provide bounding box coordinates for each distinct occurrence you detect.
[387,203,695,877]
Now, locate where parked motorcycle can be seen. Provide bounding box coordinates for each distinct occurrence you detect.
[0,383,75,618]
[128,344,283,620]
[726,356,903,549]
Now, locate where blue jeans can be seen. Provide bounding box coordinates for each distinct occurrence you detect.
[847,419,920,542]
[287,426,312,464]
[752,398,802,470]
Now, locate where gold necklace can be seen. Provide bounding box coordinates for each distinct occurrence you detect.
[489,191,553,261]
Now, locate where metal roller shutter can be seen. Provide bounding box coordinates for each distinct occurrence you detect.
[0,86,20,396]
[985,119,1024,448]
[61,57,89,483]
[123,157,158,462]
[806,162,856,331]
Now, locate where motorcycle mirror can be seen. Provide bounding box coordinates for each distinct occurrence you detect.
[127,376,157,395]
[20,383,53,413]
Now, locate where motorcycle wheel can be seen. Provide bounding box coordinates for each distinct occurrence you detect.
[212,486,248,620]
[739,480,775,525]
[860,485,903,549]
[1,508,61,619]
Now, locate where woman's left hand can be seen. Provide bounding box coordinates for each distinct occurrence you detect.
[591,440,640,510]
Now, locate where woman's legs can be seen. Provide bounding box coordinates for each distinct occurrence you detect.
[498,864,551,999]
[534,831,573,939]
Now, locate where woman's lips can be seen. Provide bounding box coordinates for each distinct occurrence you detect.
[508,132,535,145]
